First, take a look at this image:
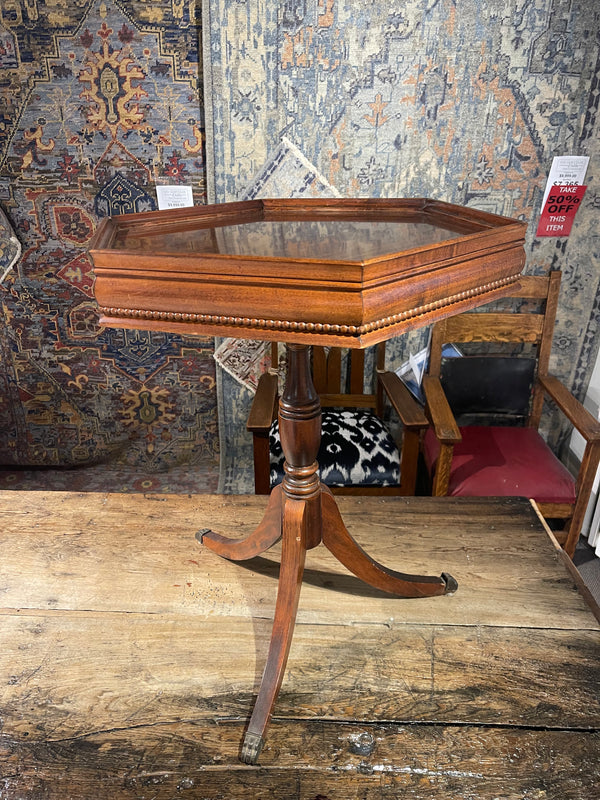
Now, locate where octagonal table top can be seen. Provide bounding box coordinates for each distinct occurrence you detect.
[89,198,527,347]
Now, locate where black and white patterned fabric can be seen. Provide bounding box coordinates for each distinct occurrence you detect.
[269,408,400,489]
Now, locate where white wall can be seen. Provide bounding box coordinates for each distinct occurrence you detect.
[570,350,600,542]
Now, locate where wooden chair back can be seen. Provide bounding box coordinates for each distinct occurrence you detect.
[427,271,561,428]
[311,344,386,412]
[249,341,427,496]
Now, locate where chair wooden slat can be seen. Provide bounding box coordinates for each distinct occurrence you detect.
[319,393,376,409]
[350,350,365,394]
[442,312,545,343]
[312,347,327,394]
[327,348,342,393]
[508,274,551,299]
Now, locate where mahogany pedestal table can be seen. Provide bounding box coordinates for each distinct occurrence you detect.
[89,197,527,763]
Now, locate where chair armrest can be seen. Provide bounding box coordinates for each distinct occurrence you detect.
[421,375,461,444]
[539,374,600,442]
[246,372,278,433]
[540,373,600,558]
[377,371,428,429]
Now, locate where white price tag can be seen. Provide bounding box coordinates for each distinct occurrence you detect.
[541,156,589,207]
[156,185,194,210]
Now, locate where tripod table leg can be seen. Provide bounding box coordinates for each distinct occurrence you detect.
[241,496,308,764]
[199,485,284,561]
[321,489,457,597]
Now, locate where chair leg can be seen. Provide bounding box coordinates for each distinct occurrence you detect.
[562,516,580,560]
[399,428,421,495]
[563,441,600,558]
[432,443,454,496]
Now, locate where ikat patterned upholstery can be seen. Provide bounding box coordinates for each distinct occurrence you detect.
[269,409,401,490]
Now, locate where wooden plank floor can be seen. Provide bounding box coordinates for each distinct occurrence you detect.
[0,491,599,799]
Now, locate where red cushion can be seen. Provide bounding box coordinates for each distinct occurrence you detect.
[423,425,576,504]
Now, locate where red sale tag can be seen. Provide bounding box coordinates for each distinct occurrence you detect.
[536,185,587,237]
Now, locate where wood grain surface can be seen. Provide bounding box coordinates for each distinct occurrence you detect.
[0,492,598,798]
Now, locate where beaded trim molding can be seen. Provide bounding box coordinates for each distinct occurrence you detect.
[99,274,521,337]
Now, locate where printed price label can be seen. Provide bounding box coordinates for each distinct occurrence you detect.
[536,185,586,237]
[156,185,194,210]
[541,156,588,207]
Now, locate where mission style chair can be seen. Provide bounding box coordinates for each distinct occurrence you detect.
[247,342,429,496]
[421,270,600,558]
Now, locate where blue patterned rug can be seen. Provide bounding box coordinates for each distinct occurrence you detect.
[0,1,219,487]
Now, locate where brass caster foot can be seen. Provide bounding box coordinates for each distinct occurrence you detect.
[195,528,212,543]
[442,572,458,594]
[240,732,264,765]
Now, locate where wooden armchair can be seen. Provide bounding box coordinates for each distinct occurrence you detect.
[247,342,428,496]
[421,270,600,558]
